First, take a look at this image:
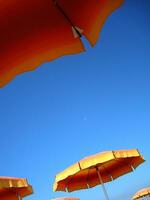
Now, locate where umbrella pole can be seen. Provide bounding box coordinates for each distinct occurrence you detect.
[96,168,110,200]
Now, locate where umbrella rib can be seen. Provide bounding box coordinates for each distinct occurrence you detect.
[53,0,82,38]
[114,158,134,171]
[65,178,69,192]
[12,191,22,200]
[64,173,76,192]
[86,168,90,189]
[112,151,135,171]
[78,162,90,189]
[78,162,82,170]
[100,164,114,181]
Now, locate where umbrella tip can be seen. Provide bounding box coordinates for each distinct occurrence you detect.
[72,26,83,38]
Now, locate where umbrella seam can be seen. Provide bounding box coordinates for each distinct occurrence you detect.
[53,0,82,38]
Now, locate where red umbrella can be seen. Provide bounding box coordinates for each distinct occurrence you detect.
[0,0,124,87]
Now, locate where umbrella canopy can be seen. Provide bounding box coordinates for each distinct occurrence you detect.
[53,149,145,200]
[0,177,33,200]
[132,188,150,200]
[0,0,124,87]
[52,197,79,200]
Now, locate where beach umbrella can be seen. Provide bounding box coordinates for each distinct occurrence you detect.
[0,0,124,87]
[53,149,145,200]
[132,188,150,200]
[51,197,79,200]
[0,177,33,200]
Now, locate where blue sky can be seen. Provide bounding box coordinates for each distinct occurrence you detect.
[0,0,150,200]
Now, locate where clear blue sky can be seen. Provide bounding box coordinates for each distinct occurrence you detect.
[0,1,150,200]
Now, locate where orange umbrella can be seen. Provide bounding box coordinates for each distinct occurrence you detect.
[132,188,150,200]
[52,197,79,200]
[53,149,145,200]
[0,0,124,87]
[0,177,33,200]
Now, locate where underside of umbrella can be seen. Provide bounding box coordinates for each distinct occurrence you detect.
[0,177,33,199]
[0,0,124,87]
[53,149,145,200]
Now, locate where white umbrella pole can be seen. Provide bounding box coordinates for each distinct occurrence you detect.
[96,168,110,200]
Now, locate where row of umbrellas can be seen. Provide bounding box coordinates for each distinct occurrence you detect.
[0,149,148,200]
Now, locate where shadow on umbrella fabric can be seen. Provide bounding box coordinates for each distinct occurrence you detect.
[0,0,124,87]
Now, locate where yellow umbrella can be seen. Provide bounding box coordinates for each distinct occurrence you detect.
[132,188,150,200]
[53,149,145,200]
[0,177,33,200]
